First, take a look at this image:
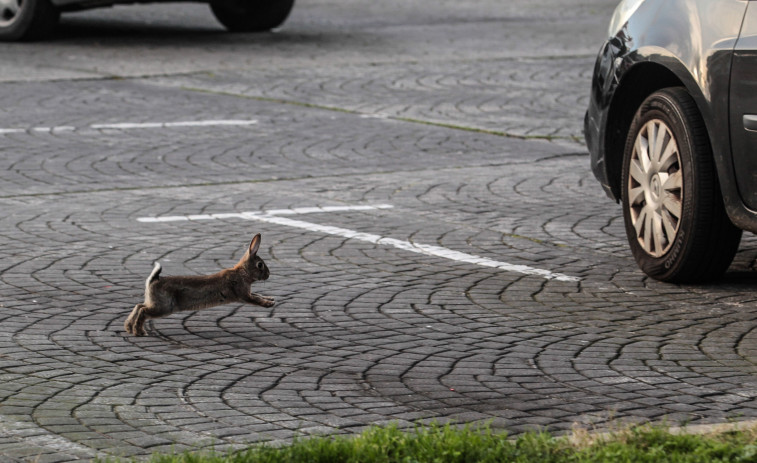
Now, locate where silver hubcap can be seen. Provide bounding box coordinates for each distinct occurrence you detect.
[627,119,683,257]
[0,0,21,27]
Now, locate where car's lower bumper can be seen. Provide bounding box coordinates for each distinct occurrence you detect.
[585,39,619,201]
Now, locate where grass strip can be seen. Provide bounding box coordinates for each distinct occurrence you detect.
[102,421,757,463]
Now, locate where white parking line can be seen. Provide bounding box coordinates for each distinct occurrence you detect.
[91,120,258,130]
[137,204,580,282]
[0,119,257,134]
[137,204,394,223]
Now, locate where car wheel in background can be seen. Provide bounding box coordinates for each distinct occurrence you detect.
[621,87,742,283]
[210,0,295,32]
[0,0,58,41]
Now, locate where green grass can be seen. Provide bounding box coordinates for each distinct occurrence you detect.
[104,422,757,463]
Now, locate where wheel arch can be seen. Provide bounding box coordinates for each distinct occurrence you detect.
[604,62,687,199]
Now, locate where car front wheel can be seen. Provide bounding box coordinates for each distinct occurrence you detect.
[210,0,295,32]
[0,0,58,41]
[621,87,742,283]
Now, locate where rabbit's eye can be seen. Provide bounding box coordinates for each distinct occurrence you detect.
[256,262,264,270]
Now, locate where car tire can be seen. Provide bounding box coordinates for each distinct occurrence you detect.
[620,87,742,283]
[210,0,295,32]
[0,0,59,41]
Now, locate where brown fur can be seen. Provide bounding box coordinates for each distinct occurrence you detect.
[124,233,274,336]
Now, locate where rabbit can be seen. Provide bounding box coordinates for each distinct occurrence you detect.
[124,233,275,336]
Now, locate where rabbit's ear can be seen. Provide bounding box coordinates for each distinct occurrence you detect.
[249,233,261,256]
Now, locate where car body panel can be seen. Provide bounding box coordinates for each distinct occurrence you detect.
[731,2,757,211]
[50,0,206,12]
[585,0,757,233]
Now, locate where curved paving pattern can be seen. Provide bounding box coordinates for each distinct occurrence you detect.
[2,160,757,460]
[0,80,571,199]
[152,56,593,140]
[1,0,757,461]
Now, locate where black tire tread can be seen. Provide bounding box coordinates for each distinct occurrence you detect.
[621,87,741,283]
[0,0,59,41]
[210,0,295,32]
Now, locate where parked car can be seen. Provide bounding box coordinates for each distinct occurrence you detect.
[585,0,757,283]
[0,0,295,41]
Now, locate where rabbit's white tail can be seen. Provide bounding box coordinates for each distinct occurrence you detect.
[146,262,162,290]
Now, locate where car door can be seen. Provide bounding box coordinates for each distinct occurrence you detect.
[731,1,757,211]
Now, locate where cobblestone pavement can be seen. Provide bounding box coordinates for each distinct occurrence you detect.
[2,0,757,461]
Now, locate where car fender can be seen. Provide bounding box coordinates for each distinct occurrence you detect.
[596,0,747,223]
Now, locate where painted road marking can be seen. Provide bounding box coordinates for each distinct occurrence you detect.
[137,204,580,282]
[0,119,258,134]
[137,204,395,223]
[91,120,258,130]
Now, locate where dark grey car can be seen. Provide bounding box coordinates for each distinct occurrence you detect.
[0,0,295,40]
[585,0,757,283]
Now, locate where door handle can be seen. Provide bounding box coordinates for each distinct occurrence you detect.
[744,115,757,132]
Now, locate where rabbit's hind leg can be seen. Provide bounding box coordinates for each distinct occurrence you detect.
[126,302,164,336]
[124,303,148,335]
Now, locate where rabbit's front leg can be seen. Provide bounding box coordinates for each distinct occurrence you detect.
[243,292,275,308]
